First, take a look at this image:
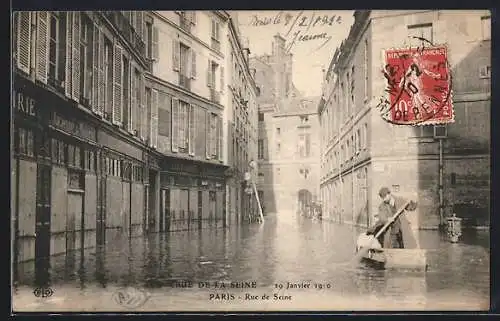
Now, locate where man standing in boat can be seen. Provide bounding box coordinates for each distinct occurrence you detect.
[366,187,418,249]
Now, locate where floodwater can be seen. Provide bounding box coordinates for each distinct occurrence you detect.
[12,213,490,312]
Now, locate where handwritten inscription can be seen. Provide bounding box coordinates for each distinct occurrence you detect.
[248,11,342,54]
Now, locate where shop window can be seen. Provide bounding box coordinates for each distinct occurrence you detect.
[17,127,35,157]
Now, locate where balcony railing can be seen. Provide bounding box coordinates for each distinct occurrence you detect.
[210,89,220,104]
[179,74,191,90]
[102,11,146,59]
[179,17,192,33]
[211,38,221,52]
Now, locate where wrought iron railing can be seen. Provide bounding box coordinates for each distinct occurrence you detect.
[210,88,220,104]
[179,17,192,33]
[179,74,191,90]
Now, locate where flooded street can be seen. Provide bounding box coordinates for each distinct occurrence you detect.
[13,213,489,312]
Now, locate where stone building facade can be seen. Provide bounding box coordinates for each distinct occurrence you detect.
[12,10,258,274]
[319,10,491,229]
[251,35,320,218]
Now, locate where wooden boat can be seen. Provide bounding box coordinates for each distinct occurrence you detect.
[360,248,428,271]
[356,199,428,271]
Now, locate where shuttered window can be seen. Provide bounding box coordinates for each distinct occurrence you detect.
[79,14,94,105]
[15,12,32,74]
[36,12,49,84]
[171,97,179,152]
[112,43,123,125]
[188,104,195,156]
[103,39,113,119]
[122,56,130,131]
[151,89,159,148]
[71,12,81,102]
[134,68,142,134]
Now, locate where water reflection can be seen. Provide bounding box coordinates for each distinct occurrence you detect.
[14,216,489,309]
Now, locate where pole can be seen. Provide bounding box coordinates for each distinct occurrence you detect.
[439,138,444,227]
[251,180,264,223]
[352,160,355,225]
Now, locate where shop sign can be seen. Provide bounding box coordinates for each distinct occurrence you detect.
[51,112,97,142]
[14,89,37,117]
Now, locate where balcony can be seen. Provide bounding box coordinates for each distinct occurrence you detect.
[179,74,191,90]
[210,88,220,104]
[102,11,146,59]
[211,38,221,52]
[179,17,192,33]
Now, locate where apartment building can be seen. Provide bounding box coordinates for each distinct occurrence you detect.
[319,10,491,229]
[251,34,320,216]
[12,11,154,267]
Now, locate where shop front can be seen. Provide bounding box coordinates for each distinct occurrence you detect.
[158,158,228,232]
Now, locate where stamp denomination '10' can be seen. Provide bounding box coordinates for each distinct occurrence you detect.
[380,45,454,125]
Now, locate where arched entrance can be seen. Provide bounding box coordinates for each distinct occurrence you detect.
[297,189,313,214]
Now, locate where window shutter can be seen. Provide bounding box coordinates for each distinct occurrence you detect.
[172,39,180,71]
[217,116,223,161]
[151,89,159,148]
[71,12,81,102]
[64,12,73,97]
[136,11,144,41]
[188,104,195,155]
[220,66,225,93]
[207,59,212,88]
[112,44,123,126]
[171,98,179,152]
[190,50,196,79]
[16,12,31,74]
[211,19,215,39]
[190,11,197,25]
[130,66,137,132]
[92,24,100,113]
[152,26,159,61]
[97,28,105,116]
[35,12,49,84]
[205,110,211,159]
[140,74,146,140]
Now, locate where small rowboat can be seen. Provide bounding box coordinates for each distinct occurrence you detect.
[355,200,428,271]
[360,248,428,271]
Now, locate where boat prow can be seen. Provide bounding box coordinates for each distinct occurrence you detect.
[360,248,428,272]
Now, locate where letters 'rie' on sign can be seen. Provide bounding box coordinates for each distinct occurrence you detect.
[379,45,454,126]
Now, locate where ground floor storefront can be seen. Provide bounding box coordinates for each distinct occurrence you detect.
[12,75,230,278]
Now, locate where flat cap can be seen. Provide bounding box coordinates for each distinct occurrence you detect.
[378,187,391,198]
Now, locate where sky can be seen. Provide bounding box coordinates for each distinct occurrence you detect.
[234,10,354,97]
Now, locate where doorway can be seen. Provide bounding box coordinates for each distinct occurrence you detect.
[35,163,51,285]
[67,191,83,253]
[198,190,203,230]
[96,175,107,248]
[297,189,313,215]
[209,191,216,226]
[160,188,170,232]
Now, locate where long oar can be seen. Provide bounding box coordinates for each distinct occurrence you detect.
[352,200,411,263]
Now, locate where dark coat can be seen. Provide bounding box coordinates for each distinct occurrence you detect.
[368,196,418,249]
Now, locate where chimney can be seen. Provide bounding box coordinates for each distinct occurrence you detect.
[273,33,286,57]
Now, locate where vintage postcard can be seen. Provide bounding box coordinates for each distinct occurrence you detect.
[11,10,491,312]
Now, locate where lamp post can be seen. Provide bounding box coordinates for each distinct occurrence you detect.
[245,160,264,223]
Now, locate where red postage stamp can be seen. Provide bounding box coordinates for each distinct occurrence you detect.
[380,45,454,125]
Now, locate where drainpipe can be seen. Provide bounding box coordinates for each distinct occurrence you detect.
[439,138,444,228]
